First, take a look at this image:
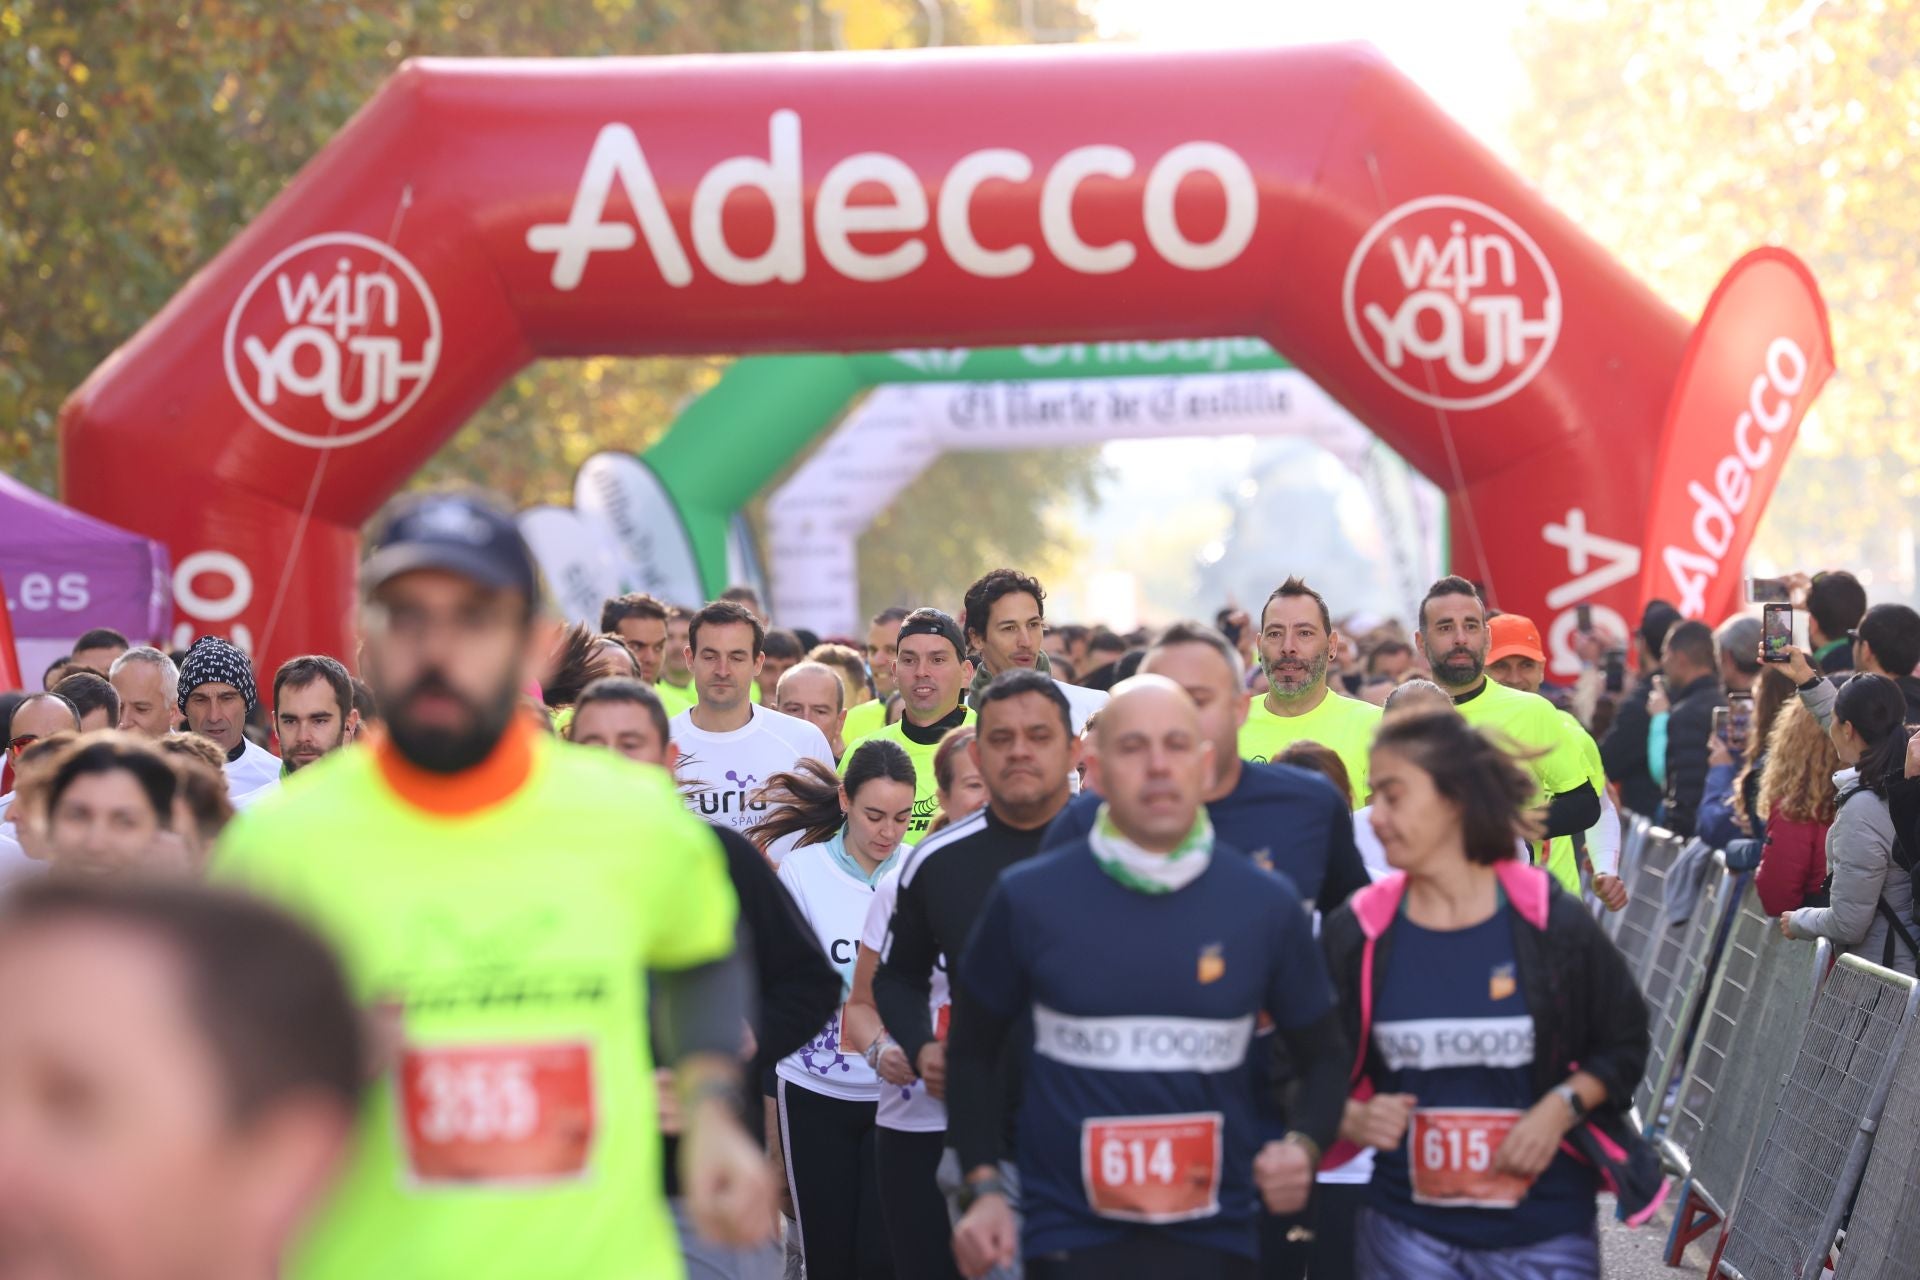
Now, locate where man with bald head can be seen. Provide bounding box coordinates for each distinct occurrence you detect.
[1045,621,1367,914]
[947,675,1352,1280]
[775,661,849,764]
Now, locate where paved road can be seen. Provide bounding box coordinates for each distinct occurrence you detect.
[1598,1195,1712,1277]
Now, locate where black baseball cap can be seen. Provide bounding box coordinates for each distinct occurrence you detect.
[360,492,540,601]
[898,607,967,660]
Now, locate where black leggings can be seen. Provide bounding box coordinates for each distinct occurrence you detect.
[1027,1233,1257,1280]
[776,1079,893,1280]
[1258,1182,1363,1280]
[874,1126,962,1280]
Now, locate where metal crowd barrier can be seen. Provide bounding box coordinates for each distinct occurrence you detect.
[1605,812,1656,938]
[1717,955,1920,1280]
[1611,827,1685,978]
[1614,811,1654,907]
[1633,857,1735,1128]
[1660,894,1829,1264]
[1831,994,1920,1278]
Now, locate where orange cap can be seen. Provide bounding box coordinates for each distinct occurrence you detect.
[1487,613,1545,664]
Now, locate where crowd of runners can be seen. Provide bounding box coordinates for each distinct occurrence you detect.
[3,486,1915,1280]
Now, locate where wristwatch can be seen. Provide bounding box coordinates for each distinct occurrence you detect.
[1281,1130,1323,1168]
[958,1174,1009,1212]
[1552,1083,1588,1122]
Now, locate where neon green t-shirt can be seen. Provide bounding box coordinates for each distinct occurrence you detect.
[1452,680,1596,890]
[212,735,738,1280]
[1538,708,1610,896]
[845,710,974,840]
[654,678,697,717]
[1238,689,1383,807]
[841,697,887,745]
[1452,679,1592,799]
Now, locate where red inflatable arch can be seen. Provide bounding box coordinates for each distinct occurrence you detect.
[62,44,1688,676]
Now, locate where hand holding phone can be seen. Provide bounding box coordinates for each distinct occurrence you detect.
[1727,694,1754,755]
[1603,649,1626,695]
[1761,604,1794,664]
[1712,706,1730,741]
[1777,645,1818,687]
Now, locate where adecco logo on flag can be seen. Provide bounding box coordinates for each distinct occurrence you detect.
[1343,196,1561,411]
[222,232,442,449]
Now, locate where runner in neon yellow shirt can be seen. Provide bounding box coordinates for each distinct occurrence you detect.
[1484,613,1627,907]
[847,607,975,841]
[214,494,773,1280]
[1238,577,1382,806]
[655,604,700,715]
[1415,577,1602,885]
[844,607,908,743]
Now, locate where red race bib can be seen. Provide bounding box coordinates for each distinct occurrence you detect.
[1408,1108,1533,1208]
[1081,1112,1223,1223]
[399,1042,596,1185]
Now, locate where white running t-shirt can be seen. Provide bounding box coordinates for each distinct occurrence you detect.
[776,841,883,1103]
[670,704,833,863]
[862,859,948,1132]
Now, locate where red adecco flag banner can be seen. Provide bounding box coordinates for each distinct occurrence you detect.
[0,589,19,692]
[1639,247,1834,623]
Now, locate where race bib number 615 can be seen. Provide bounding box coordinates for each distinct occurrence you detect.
[1408,1108,1532,1208]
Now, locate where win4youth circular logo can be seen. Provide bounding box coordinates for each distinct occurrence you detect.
[1342,196,1561,412]
[222,232,442,449]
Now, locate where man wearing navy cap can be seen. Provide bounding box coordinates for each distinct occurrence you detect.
[212,490,774,1280]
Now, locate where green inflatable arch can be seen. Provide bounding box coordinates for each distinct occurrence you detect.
[642,339,1288,593]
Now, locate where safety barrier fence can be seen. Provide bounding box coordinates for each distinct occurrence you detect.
[1611,826,1685,977]
[1633,856,1737,1127]
[1716,955,1919,1279]
[1607,810,1920,1276]
[1659,894,1828,1264]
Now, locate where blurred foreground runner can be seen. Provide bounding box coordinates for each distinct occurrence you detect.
[216,492,772,1280]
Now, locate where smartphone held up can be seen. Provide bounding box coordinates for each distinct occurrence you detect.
[1762,603,1793,664]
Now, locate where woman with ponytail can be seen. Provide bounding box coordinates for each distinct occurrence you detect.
[751,737,916,1280]
[1777,647,1916,974]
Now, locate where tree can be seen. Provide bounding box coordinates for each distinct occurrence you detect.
[3,0,1092,509]
[853,446,1107,621]
[1512,0,1920,597]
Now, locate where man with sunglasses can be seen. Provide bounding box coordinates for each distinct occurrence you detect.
[1,694,81,882]
[6,694,80,768]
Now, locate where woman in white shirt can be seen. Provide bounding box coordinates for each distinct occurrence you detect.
[844,725,988,1280]
[752,739,916,1280]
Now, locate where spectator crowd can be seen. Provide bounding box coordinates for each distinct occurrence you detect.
[2,485,1917,1280]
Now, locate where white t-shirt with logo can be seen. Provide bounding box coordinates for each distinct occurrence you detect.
[775,841,882,1103]
[670,704,833,863]
[223,738,282,798]
[862,859,948,1133]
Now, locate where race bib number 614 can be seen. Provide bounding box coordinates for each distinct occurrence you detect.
[1081,1112,1223,1224]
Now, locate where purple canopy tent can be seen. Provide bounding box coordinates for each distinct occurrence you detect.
[0,471,170,685]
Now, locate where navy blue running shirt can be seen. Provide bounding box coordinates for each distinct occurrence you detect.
[1369,904,1598,1248]
[959,838,1337,1261]
[1041,760,1368,912]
